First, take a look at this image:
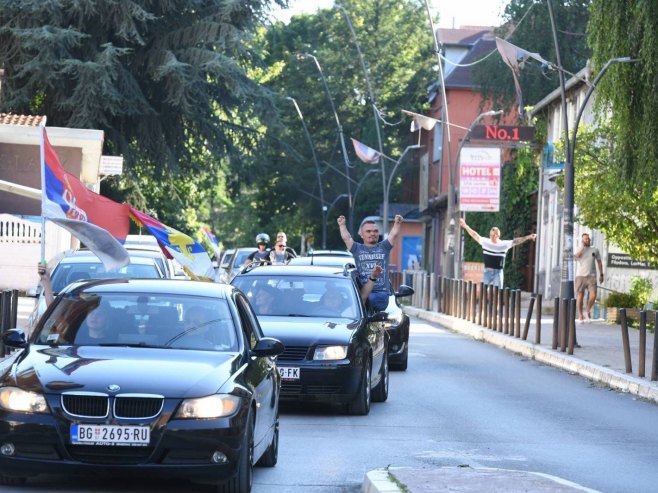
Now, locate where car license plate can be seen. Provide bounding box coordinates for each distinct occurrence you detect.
[70,424,150,446]
[278,367,300,380]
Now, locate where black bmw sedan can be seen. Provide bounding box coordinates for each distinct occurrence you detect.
[232,264,389,416]
[0,279,283,493]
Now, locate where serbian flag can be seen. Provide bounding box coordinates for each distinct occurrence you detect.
[129,207,215,281]
[201,226,221,257]
[41,127,130,270]
[351,138,381,164]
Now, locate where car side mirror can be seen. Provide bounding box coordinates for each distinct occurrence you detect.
[394,285,414,298]
[2,328,28,348]
[251,337,284,357]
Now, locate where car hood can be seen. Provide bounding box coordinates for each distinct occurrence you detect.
[257,316,360,346]
[3,346,241,397]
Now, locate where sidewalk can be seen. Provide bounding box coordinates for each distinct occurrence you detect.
[363,304,658,493]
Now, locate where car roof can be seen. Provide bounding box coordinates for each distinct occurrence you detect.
[63,278,234,298]
[288,256,356,268]
[307,249,353,257]
[55,252,158,266]
[234,264,353,279]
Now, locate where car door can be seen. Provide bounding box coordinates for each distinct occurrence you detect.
[233,292,278,446]
[364,296,387,385]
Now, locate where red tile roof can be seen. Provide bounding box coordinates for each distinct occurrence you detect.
[0,113,47,126]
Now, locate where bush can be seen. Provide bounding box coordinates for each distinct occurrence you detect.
[604,291,637,308]
[629,276,653,309]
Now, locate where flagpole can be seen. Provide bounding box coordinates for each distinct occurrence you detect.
[39,125,47,263]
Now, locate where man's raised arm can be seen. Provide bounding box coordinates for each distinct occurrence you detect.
[337,215,354,250]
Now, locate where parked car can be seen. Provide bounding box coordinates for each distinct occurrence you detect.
[219,247,257,284]
[231,264,389,415]
[26,249,166,332]
[306,249,353,257]
[0,278,283,492]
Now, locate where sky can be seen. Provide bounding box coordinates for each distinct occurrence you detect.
[269,0,508,28]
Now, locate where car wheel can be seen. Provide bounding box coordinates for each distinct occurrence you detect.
[0,473,26,486]
[391,344,408,371]
[346,356,371,415]
[218,412,254,493]
[256,416,278,467]
[372,351,389,403]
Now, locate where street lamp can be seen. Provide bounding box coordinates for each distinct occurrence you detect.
[449,110,503,278]
[352,169,380,222]
[323,194,349,241]
[381,144,422,236]
[287,96,327,249]
[298,53,353,231]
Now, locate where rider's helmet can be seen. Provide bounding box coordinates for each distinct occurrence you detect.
[255,233,270,245]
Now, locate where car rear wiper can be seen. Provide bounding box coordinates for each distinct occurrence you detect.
[285,313,311,317]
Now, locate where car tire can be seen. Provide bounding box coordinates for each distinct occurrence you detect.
[391,345,408,371]
[218,412,254,493]
[372,351,389,403]
[346,356,371,415]
[256,417,278,467]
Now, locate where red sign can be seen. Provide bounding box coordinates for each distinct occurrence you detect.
[471,125,535,142]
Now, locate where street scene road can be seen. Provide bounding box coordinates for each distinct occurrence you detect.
[4,315,658,493]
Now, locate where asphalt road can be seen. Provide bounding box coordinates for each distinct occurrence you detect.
[5,315,658,492]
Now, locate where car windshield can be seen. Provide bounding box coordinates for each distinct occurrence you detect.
[232,275,359,319]
[50,262,162,293]
[233,250,255,267]
[34,292,238,351]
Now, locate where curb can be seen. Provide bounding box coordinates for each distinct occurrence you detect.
[404,306,658,405]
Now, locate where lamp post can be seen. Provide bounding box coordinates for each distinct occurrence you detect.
[287,96,327,248]
[298,53,353,231]
[323,194,349,240]
[352,169,380,222]
[381,144,421,237]
[448,110,503,278]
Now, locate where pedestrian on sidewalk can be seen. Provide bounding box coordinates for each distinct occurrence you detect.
[459,218,536,288]
[574,232,604,322]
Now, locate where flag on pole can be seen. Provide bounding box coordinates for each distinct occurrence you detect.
[129,207,215,281]
[401,110,440,132]
[41,127,130,270]
[495,37,550,117]
[201,226,221,258]
[351,138,381,164]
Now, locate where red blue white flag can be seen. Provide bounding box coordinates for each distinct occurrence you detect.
[129,207,215,281]
[41,127,130,270]
[351,138,381,164]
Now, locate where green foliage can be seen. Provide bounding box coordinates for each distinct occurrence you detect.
[588,0,658,181]
[604,276,653,309]
[603,291,636,308]
[473,0,591,120]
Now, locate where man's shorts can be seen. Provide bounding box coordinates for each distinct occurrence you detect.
[575,275,597,294]
[483,268,503,288]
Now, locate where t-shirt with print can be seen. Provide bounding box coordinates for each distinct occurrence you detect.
[350,240,393,293]
[480,238,513,269]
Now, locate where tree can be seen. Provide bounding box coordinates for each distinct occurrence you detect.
[0,0,291,240]
[473,0,591,119]
[588,0,658,181]
[562,122,658,264]
[244,0,435,246]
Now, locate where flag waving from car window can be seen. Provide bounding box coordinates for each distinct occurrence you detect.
[351,138,381,164]
[41,127,130,270]
[129,207,215,281]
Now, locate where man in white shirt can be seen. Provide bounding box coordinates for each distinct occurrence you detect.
[574,233,604,322]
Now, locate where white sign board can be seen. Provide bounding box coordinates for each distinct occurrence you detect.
[458,147,501,212]
[99,155,123,176]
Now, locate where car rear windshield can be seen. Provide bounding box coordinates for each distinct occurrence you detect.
[51,262,162,293]
[233,275,359,318]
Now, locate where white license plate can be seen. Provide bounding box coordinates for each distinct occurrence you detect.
[278,367,300,380]
[71,424,150,446]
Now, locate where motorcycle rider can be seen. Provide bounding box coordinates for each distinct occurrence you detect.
[244,233,271,265]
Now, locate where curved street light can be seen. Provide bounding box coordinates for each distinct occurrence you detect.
[298,53,353,230]
[352,169,380,225]
[287,96,327,249]
[380,144,422,237]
